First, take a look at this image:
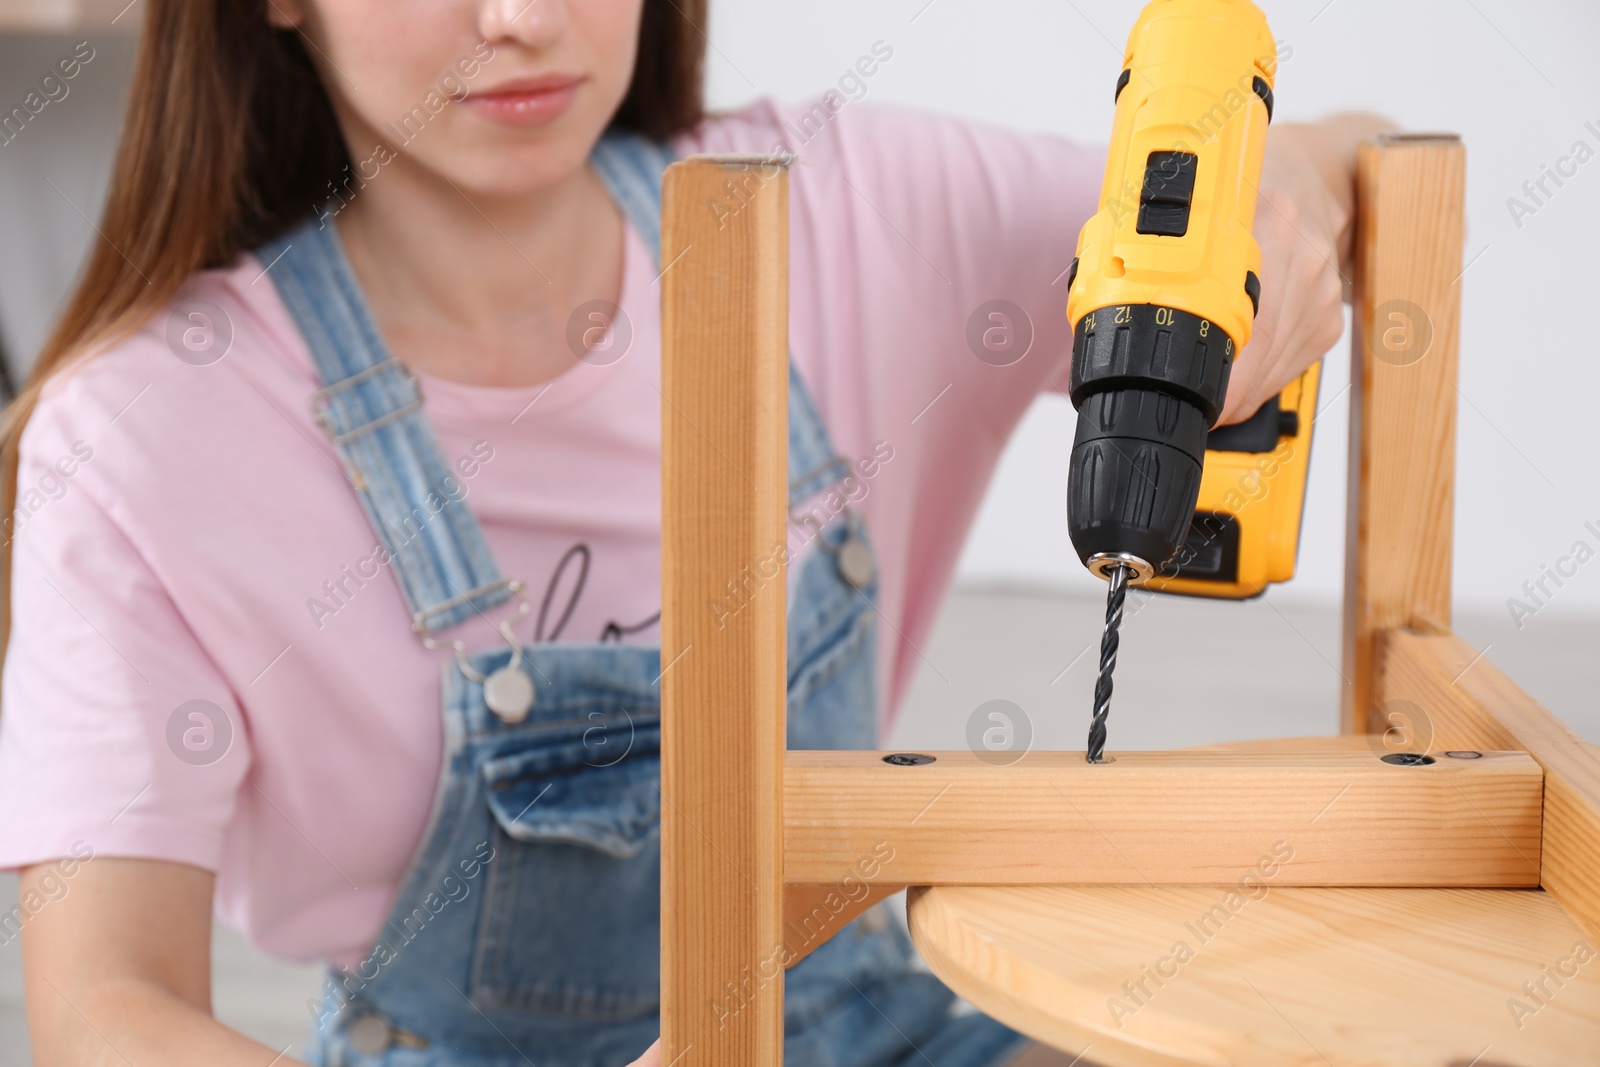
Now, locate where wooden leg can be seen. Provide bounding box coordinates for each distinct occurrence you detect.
[1341,134,1465,734]
[661,156,792,1067]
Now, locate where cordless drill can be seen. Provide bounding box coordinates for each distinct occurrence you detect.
[1064,0,1320,761]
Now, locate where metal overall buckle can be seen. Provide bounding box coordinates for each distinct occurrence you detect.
[412,578,536,722]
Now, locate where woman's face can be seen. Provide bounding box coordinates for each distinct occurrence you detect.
[271,0,645,199]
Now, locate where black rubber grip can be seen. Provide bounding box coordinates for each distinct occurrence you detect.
[1252,75,1274,122]
[1073,387,1210,465]
[1067,414,1204,572]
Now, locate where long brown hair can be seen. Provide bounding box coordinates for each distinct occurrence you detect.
[0,0,706,669]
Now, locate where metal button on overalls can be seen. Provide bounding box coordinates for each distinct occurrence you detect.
[836,532,877,589]
[344,1013,391,1056]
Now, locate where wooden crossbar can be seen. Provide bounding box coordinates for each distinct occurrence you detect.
[783,748,1542,886]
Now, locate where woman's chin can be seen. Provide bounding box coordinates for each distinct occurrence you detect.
[415,142,597,203]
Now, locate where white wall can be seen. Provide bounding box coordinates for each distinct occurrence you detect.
[700,0,1600,627]
[0,31,135,378]
[2,1,1597,630]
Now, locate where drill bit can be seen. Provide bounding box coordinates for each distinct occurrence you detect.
[1086,562,1130,763]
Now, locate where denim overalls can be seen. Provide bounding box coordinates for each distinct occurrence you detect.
[259,131,1030,1067]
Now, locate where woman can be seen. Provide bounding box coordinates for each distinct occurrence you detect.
[0,1,1378,1064]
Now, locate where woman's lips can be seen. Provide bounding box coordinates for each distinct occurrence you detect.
[463,75,584,126]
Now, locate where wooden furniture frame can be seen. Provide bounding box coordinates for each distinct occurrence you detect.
[658,136,1600,1066]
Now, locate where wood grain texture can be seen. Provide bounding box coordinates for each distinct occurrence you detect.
[1375,629,1520,753]
[660,156,791,1067]
[908,884,1600,1067]
[1379,629,1600,937]
[784,746,1542,887]
[1341,135,1466,734]
[781,885,901,967]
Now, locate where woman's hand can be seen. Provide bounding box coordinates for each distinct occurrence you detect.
[1217,113,1395,425]
[629,1039,662,1066]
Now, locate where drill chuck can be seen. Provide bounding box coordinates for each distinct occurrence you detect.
[1066,303,1237,579]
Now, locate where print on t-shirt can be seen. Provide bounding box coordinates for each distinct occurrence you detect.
[535,542,660,644]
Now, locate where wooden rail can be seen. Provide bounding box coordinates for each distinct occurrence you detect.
[784,748,1542,887]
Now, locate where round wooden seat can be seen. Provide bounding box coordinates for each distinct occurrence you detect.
[908,883,1600,1067]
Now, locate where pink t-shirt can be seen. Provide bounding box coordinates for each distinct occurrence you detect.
[0,99,1100,966]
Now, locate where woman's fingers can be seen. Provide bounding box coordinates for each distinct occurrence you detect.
[1218,141,1346,426]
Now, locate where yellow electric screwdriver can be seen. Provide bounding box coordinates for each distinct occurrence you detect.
[1063,0,1319,761]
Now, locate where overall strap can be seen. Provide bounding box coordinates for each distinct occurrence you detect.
[590,130,676,266]
[591,131,853,502]
[259,219,513,635]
